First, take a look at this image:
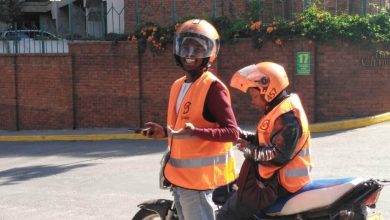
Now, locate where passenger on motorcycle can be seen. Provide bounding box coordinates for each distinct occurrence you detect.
[140,19,240,220]
[216,62,312,220]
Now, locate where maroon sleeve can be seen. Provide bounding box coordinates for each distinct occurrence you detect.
[192,81,240,142]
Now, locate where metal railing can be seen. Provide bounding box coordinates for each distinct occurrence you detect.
[0,29,69,54]
[0,2,125,54]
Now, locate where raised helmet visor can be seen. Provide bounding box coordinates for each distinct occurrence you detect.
[230,64,268,93]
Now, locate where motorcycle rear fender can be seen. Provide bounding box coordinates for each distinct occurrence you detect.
[295,179,384,219]
[137,199,173,217]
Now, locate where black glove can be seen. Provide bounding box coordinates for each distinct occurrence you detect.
[239,130,257,144]
[241,144,277,162]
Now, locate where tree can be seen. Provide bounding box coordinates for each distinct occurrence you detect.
[0,0,22,26]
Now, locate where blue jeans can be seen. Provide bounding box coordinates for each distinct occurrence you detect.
[172,186,216,220]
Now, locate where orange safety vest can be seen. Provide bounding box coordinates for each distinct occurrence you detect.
[257,94,311,193]
[164,71,237,190]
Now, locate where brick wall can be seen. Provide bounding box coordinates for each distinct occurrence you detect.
[0,55,73,130]
[0,56,17,130]
[316,41,390,121]
[69,42,140,128]
[140,46,178,124]
[0,39,389,130]
[16,55,73,130]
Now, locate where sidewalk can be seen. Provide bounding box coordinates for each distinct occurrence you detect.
[0,112,389,142]
[0,128,145,141]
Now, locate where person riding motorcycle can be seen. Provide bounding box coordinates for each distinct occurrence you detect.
[216,62,312,220]
[140,19,239,220]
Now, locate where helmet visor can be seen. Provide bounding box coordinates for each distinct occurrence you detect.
[230,64,267,93]
[174,32,216,59]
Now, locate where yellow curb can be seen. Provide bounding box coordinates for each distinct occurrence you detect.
[0,133,150,142]
[0,112,388,141]
[309,112,390,133]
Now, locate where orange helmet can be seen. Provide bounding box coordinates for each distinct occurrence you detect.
[174,19,220,63]
[230,62,289,102]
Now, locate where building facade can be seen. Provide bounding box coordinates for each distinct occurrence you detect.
[0,0,125,39]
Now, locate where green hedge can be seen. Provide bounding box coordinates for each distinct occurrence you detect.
[129,4,390,53]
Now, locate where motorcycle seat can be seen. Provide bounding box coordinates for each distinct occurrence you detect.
[263,177,364,216]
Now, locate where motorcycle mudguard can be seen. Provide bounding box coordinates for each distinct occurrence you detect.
[137,199,173,217]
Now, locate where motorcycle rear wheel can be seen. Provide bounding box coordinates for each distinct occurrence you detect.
[132,209,162,220]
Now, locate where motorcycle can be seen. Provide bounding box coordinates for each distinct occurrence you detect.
[132,176,387,220]
[132,151,388,220]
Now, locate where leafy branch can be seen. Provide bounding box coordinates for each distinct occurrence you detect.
[129,3,390,53]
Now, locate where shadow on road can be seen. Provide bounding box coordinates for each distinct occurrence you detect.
[0,140,166,159]
[0,163,95,186]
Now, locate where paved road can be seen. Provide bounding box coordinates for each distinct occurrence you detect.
[0,122,389,220]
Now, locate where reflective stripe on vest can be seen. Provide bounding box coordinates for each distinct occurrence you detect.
[257,94,312,193]
[169,149,234,168]
[284,167,310,177]
[165,71,237,190]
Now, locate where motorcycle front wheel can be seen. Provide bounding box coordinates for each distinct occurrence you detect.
[132,209,161,220]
